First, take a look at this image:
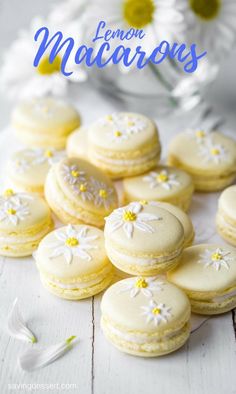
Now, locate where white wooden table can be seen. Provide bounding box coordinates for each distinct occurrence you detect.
[0,82,235,393]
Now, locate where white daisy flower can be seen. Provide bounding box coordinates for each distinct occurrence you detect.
[61,164,86,185]
[143,170,180,190]
[99,113,147,135]
[12,159,31,174]
[176,0,236,60]
[118,276,164,298]
[198,248,232,271]
[0,201,30,226]
[72,182,94,202]
[185,128,211,144]
[0,189,32,206]
[199,140,228,164]
[105,202,161,239]
[0,17,87,101]
[109,129,129,142]
[91,179,116,210]
[141,299,171,326]
[24,148,65,166]
[86,0,184,68]
[49,225,98,264]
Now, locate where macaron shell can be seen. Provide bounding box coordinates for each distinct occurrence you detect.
[101,278,191,335]
[168,244,236,294]
[67,127,89,160]
[218,185,236,222]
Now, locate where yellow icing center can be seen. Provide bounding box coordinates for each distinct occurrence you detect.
[189,0,221,20]
[211,148,220,156]
[211,252,222,261]
[71,170,79,178]
[79,184,87,192]
[123,0,155,28]
[115,131,122,137]
[99,189,108,199]
[106,115,113,121]
[135,278,148,288]
[37,55,61,75]
[123,211,137,222]
[44,149,53,158]
[65,237,79,247]
[139,200,148,205]
[152,307,161,315]
[128,121,134,126]
[157,173,168,183]
[3,189,15,197]
[196,130,206,138]
[7,208,16,215]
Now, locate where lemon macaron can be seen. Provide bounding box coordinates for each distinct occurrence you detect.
[216,185,236,246]
[101,277,191,357]
[66,126,89,161]
[34,224,113,300]
[0,189,54,257]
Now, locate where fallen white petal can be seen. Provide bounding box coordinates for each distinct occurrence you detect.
[19,336,77,371]
[7,298,37,344]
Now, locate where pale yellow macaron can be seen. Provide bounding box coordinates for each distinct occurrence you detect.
[34,224,113,300]
[168,244,236,315]
[6,148,65,194]
[12,97,81,149]
[101,277,191,357]
[216,185,236,246]
[66,127,89,161]
[168,130,236,191]
[88,113,161,179]
[123,165,194,211]
[104,202,184,276]
[45,157,119,228]
[0,189,54,257]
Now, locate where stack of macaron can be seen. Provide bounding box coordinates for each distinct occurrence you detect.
[2,97,236,359]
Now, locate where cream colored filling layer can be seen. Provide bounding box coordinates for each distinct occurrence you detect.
[91,149,160,167]
[0,222,53,245]
[106,242,182,266]
[102,317,187,345]
[212,289,236,303]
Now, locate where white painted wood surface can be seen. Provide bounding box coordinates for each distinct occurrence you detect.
[0,87,235,393]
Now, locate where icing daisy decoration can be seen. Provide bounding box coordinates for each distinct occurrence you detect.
[0,201,30,226]
[198,248,232,271]
[72,182,94,202]
[62,164,86,185]
[91,179,116,210]
[105,202,161,239]
[123,115,147,134]
[12,158,31,174]
[143,170,180,190]
[141,300,171,326]
[186,128,211,143]
[118,277,164,298]
[109,129,129,142]
[0,189,32,206]
[49,225,98,264]
[199,141,228,164]
[24,148,65,166]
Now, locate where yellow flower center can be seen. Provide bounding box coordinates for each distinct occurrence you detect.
[123,0,155,28]
[79,184,87,192]
[37,55,61,75]
[152,307,161,315]
[128,121,134,126]
[211,148,220,156]
[106,115,113,121]
[44,149,53,158]
[123,210,137,222]
[114,131,122,137]
[65,237,79,247]
[135,278,148,288]
[157,173,168,183]
[99,189,107,199]
[189,0,221,21]
[211,252,222,261]
[196,130,206,138]
[71,170,79,178]
[139,200,148,205]
[7,208,16,215]
[3,189,15,197]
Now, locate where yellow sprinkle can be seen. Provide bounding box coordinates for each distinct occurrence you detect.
[3,189,14,197]
[65,237,79,247]
[44,149,53,158]
[152,307,161,315]
[157,173,168,183]
[123,211,137,222]
[196,130,205,138]
[71,170,79,178]
[106,115,113,121]
[135,278,148,288]
[7,208,16,215]
[79,184,87,192]
[211,148,220,156]
[99,189,107,199]
[114,131,122,137]
[211,252,222,261]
